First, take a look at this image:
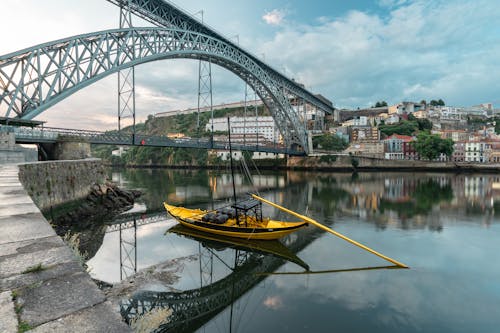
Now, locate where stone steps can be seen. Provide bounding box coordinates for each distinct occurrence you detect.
[0,164,131,333]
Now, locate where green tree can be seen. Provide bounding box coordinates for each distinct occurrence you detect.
[411,132,454,160]
[313,134,348,151]
[379,121,419,136]
[416,118,433,131]
[351,157,359,169]
[374,101,388,108]
[494,117,500,134]
[430,99,445,106]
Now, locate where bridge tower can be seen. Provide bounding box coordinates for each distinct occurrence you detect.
[119,218,137,280]
[117,0,136,135]
[195,11,214,139]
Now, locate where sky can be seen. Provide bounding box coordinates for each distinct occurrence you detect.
[1,0,499,129]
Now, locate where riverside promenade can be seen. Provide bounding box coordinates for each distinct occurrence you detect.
[0,164,131,333]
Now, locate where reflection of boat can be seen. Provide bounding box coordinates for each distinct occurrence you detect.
[164,200,308,240]
[167,224,309,270]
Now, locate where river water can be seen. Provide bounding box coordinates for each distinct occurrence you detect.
[85,168,500,333]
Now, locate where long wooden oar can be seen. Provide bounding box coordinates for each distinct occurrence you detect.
[251,194,409,268]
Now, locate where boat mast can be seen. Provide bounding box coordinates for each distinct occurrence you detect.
[227,117,237,204]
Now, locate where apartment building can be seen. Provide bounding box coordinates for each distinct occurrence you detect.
[207,116,281,143]
[383,134,417,160]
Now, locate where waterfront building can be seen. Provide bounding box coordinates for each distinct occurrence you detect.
[351,126,380,142]
[206,116,281,144]
[452,142,466,162]
[485,140,500,163]
[345,141,384,158]
[383,134,416,160]
[465,141,490,163]
[211,149,284,161]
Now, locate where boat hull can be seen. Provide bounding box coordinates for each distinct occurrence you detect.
[164,203,307,240]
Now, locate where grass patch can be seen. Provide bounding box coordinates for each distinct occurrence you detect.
[18,321,32,333]
[63,232,88,269]
[21,263,45,274]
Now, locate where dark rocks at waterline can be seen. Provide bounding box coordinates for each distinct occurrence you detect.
[46,183,141,259]
[86,183,142,211]
[48,183,141,229]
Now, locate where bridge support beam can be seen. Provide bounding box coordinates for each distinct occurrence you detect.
[39,141,91,161]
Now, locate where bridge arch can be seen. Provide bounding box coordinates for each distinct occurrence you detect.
[0,28,308,151]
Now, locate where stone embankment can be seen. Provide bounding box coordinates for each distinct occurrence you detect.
[18,159,106,211]
[0,163,132,333]
[288,154,500,172]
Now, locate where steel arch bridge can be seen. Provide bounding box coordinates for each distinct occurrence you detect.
[0,0,335,153]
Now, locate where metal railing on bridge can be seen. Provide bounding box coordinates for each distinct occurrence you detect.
[2,125,305,156]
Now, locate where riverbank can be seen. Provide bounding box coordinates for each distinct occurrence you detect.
[288,155,500,172]
[0,164,132,332]
[103,155,500,173]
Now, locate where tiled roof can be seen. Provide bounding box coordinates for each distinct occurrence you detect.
[385,134,414,142]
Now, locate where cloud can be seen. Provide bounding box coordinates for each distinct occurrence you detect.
[257,0,500,109]
[263,295,283,310]
[3,0,500,130]
[262,9,286,26]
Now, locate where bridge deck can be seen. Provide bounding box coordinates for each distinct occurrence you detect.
[1,125,306,156]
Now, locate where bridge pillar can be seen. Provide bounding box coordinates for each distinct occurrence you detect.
[39,141,91,161]
[308,131,313,155]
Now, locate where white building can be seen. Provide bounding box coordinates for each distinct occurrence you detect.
[439,106,465,121]
[465,142,490,163]
[206,116,281,143]
[385,115,400,125]
[214,150,284,161]
[388,102,424,115]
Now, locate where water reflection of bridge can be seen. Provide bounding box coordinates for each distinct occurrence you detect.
[105,211,172,233]
[104,184,314,332]
[119,223,320,333]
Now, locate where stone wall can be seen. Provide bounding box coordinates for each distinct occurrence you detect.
[0,149,26,164]
[18,159,106,211]
[0,132,38,164]
[53,141,91,160]
[288,155,500,171]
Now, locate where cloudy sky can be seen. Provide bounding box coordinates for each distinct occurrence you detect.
[1,0,499,129]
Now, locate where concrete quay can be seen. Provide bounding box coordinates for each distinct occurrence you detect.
[0,164,132,333]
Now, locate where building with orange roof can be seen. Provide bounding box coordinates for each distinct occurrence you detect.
[383,134,418,160]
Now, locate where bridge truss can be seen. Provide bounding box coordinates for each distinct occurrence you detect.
[0,0,335,153]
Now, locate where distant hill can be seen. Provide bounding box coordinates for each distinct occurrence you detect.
[92,104,268,166]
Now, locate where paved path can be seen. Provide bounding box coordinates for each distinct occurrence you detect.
[0,164,131,333]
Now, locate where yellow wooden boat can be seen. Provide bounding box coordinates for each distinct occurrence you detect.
[164,198,308,241]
